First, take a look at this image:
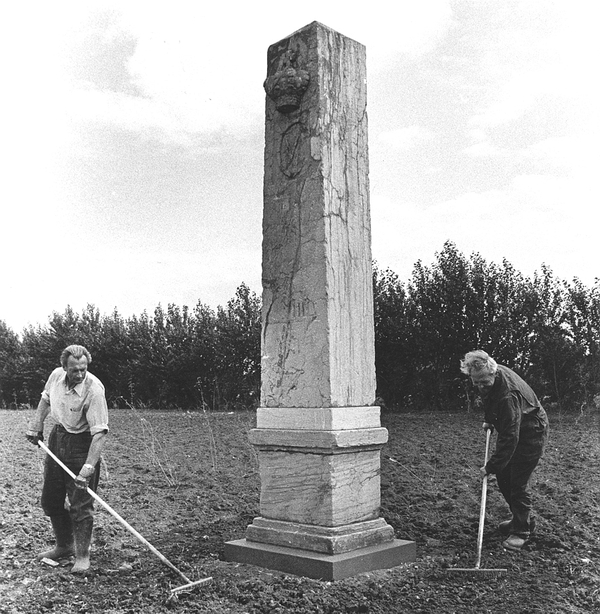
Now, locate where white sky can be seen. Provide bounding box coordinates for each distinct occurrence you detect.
[2,0,599,331]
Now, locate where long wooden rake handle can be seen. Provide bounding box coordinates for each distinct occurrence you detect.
[475,428,492,570]
[38,440,197,586]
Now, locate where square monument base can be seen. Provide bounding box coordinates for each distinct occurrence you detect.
[224,538,416,581]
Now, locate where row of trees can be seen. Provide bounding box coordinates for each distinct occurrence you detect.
[1,242,598,411]
[0,284,261,411]
[374,242,600,411]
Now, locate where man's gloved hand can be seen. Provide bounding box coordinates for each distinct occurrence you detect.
[482,422,494,433]
[26,430,44,445]
[75,464,95,490]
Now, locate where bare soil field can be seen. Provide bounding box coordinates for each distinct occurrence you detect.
[1,407,598,613]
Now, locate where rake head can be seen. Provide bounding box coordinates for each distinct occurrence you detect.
[446,566,507,578]
[170,576,213,595]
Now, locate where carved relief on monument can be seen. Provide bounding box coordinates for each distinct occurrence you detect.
[264,294,318,325]
[264,49,310,114]
[279,122,309,178]
[289,296,316,319]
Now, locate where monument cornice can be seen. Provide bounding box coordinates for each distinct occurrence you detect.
[248,426,388,453]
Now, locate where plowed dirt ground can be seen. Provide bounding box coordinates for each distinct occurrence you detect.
[1,407,598,613]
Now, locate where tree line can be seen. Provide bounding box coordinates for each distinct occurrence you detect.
[1,242,598,411]
[374,242,599,411]
[0,284,261,411]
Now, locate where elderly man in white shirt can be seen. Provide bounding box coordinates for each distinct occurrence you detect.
[26,344,109,574]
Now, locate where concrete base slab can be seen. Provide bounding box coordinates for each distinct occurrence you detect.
[224,538,416,581]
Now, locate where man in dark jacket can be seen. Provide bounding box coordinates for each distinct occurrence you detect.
[460,350,549,551]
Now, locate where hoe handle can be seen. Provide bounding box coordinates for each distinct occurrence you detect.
[475,428,492,569]
[37,440,192,585]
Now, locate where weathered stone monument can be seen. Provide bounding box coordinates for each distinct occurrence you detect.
[224,21,416,580]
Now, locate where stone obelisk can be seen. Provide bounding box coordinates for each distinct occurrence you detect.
[224,21,415,580]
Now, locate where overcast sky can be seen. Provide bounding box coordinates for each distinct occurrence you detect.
[3,0,598,332]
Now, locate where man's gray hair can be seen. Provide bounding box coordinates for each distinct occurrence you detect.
[460,350,497,376]
[60,345,92,368]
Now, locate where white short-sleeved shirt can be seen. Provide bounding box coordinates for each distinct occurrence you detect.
[41,367,109,436]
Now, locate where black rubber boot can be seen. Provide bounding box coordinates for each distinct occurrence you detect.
[71,517,93,574]
[37,514,74,560]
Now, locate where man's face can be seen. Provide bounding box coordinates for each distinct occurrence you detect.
[471,371,495,396]
[65,355,88,388]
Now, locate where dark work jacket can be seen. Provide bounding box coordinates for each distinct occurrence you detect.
[482,365,549,474]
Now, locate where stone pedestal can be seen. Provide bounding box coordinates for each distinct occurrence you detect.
[225,406,415,578]
[224,22,415,579]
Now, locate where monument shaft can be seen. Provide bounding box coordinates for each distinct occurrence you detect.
[261,21,374,409]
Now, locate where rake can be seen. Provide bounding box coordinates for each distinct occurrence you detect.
[38,440,213,595]
[447,428,507,577]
